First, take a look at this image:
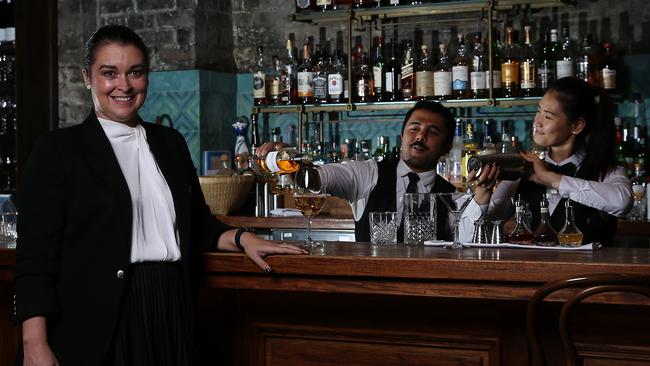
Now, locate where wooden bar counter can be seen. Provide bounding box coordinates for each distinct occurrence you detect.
[2,244,650,365]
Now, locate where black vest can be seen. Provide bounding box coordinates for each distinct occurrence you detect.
[355,159,457,242]
[517,175,618,246]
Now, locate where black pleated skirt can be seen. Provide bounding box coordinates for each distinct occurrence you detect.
[105,261,195,366]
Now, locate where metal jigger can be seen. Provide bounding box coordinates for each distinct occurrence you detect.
[472,219,489,244]
[490,220,505,244]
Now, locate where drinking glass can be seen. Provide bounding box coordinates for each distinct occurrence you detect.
[369,212,398,245]
[437,192,475,249]
[293,184,327,249]
[403,193,436,245]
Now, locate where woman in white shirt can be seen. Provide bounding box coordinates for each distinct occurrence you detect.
[472,77,633,246]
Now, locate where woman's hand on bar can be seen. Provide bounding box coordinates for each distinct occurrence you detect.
[237,232,308,272]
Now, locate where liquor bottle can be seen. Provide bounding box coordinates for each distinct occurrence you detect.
[628,164,647,221]
[392,135,401,162]
[449,121,463,184]
[556,26,575,80]
[538,32,555,93]
[519,26,538,97]
[388,0,400,5]
[328,48,345,103]
[508,196,534,244]
[354,45,374,102]
[499,121,514,154]
[501,27,519,98]
[533,194,558,246]
[252,147,313,175]
[373,136,390,162]
[557,199,583,247]
[478,119,496,155]
[253,46,267,106]
[549,28,560,58]
[317,0,333,11]
[599,42,617,92]
[433,43,452,100]
[373,37,386,101]
[297,43,315,104]
[415,45,434,100]
[487,29,503,98]
[452,33,469,99]
[384,39,402,101]
[296,0,315,12]
[267,55,282,105]
[576,34,599,87]
[401,40,415,101]
[461,121,477,179]
[312,45,329,103]
[284,40,299,104]
[470,33,487,99]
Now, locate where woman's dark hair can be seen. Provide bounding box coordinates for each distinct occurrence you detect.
[402,100,456,147]
[549,77,616,181]
[83,25,149,73]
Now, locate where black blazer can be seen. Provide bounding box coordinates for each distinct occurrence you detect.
[14,113,231,366]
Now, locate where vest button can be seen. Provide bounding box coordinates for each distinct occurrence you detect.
[116,270,125,279]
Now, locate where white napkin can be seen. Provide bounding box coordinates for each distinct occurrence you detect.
[270,208,303,217]
[423,241,600,251]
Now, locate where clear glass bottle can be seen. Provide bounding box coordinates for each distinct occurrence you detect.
[557,199,584,247]
[252,147,313,175]
[328,48,346,103]
[415,44,434,100]
[253,46,267,106]
[373,136,390,162]
[297,43,315,104]
[501,27,520,98]
[267,55,282,105]
[508,196,534,244]
[452,33,469,99]
[628,164,647,221]
[599,42,617,92]
[433,43,452,100]
[538,32,555,93]
[354,45,374,102]
[576,34,599,87]
[284,39,299,104]
[519,26,538,97]
[533,194,558,246]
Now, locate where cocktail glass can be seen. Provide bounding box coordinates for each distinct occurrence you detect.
[437,193,475,249]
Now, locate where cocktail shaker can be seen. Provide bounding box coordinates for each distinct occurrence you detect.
[467,153,533,181]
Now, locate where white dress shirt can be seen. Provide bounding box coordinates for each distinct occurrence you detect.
[487,151,634,219]
[98,118,181,263]
[318,159,484,242]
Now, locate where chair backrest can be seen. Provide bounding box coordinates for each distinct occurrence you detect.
[526,273,650,366]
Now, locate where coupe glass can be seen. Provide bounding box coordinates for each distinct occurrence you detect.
[437,192,475,249]
[293,184,327,250]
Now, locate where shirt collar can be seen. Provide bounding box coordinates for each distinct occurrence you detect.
[397,159,437,188]
[98,117,145,142]
[545,150,585,168]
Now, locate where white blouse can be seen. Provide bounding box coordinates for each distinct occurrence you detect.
[98,118,181,263]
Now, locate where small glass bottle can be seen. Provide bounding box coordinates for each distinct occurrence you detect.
[251,147,313,175]
[252,46,267,106]
[508,196,534,244]
[557,199,584,247]
[533,194,558,246]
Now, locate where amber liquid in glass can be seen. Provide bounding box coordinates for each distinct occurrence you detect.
[294,195,326,218]
[557,233,583,247]
[277,159,300,174]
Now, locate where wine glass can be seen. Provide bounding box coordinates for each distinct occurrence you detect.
[293,183,327,250]
[437,192,475,249]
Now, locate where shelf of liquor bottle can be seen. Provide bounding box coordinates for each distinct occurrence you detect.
[252,97,541,114]
[291,0,574,23]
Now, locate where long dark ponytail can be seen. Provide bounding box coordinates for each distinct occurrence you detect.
[549,77,616,181]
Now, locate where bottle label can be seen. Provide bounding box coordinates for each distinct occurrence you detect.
[415,71,434,96]
[486,70,501,89]
[538,65,554,90]
[433,71,451,96]
[470,71,486,90]
[602,68,616,89]
[390,0,399,4]
[385,71,394,92]
[520,62,536,89]
[328,73,343,96]
[556,60,574,79]
[316,0,331,5]
[313,75,328,99]
[253,72,266,98]
[357,79,370,97]
[451,65,469,91]
[266,151,281,173]
[296,0,310,8]
[501,62,519,87]
[344,80,349,98]
[297,72,314,97]
[373,66,383,88]
[401,62,413,79]
[401,73,413,97]
[268,78,281,97]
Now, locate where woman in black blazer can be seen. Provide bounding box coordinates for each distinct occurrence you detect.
[15,25,306,366]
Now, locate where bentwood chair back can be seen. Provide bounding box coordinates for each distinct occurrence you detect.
[526,273,650,366]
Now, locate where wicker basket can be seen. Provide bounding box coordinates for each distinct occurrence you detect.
[199,175,256,215]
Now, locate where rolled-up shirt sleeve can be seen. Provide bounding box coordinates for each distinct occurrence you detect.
[558,166,634,217]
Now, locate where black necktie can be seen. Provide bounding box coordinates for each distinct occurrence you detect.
[548,162,577,176]
[406,172,420,193]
